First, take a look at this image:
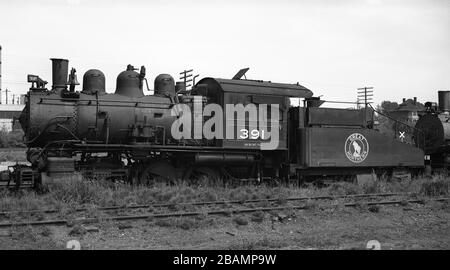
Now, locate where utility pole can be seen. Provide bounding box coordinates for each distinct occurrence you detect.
[357,87,374,126]
[179,69,193,91]
[5,88,9,104]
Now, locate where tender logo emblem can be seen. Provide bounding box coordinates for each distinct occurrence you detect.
[345,133,369,163]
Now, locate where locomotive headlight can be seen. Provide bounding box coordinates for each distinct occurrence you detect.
[27,74,39,82]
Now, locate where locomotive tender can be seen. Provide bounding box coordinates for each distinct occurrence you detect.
[4,58,426,187]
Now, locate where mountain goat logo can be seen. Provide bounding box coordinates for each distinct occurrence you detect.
[345,133,369,163]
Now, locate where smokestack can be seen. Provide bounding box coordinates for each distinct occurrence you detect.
[50,58,69,91]
[413,97,417,104]
[402,98,406,103]
[438,91,450,112]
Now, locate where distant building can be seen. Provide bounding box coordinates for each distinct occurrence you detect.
[389,97,424,124]
[387,97,424,144]
[0,104,24,132]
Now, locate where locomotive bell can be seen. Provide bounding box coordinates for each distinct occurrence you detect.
[115,65,144,98]
[67,68,80,85]
[154,74,175,96]
[82,69,105,95]
[67,68,80,92]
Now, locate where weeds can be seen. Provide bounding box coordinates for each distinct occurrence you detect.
[69,224,87,236]
[0,129,25,148]
[40,226,52,237]
[152,216,206,230]
[48,179,101,204]
[178,218,196,230]
[361,180,387,194]
[304,199,318,210]
[250,211,265,223]
[368,205,380,213]
[154,218,172,227]
[420,176,449,196]
[233,216,249,226]
[8,225,61,250]
[0,174,448,228]
[327,182,362,195]
[228,236,285,250]
[11,226,37,241]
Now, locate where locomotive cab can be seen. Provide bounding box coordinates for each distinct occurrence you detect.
[191,77,313,150]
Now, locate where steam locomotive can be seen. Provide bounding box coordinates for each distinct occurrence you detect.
[414,91,450,172]
[2,58,426,187]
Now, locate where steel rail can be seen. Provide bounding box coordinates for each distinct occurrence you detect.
[0,148,26,152]
[0,192,408,217]
[0,197,448,227]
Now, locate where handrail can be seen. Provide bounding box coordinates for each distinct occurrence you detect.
[367,103,425,147]
[38,97,175,106]
[25,116,73,144]
[320,100,360,105]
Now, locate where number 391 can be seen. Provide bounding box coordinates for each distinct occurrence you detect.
[239,129,265,139]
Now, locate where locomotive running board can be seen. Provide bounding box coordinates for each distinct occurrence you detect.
[70,143,263,154]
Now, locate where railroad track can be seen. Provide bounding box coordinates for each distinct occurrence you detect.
[0,148,26,152]
[1,193,448,228]
[0,192,408,216]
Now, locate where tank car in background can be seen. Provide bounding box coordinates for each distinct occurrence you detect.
[2,57,427,187]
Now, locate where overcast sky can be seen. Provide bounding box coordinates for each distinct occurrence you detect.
[0,0,448,106]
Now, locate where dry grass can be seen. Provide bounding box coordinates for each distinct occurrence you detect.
[1,225,61,250]
[152,215,214,230]
[0,174,448,217]
[0,174,448,250]
[233,216,249,226]
[0,130,25,148]
[228,236,286,250]
[0,149,27,162]
[420,175,449,196]
[250,211,265,223]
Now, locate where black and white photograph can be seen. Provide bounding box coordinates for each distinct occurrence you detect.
[0,0,449,256]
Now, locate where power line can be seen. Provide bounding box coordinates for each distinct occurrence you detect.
[357,87,374,108]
